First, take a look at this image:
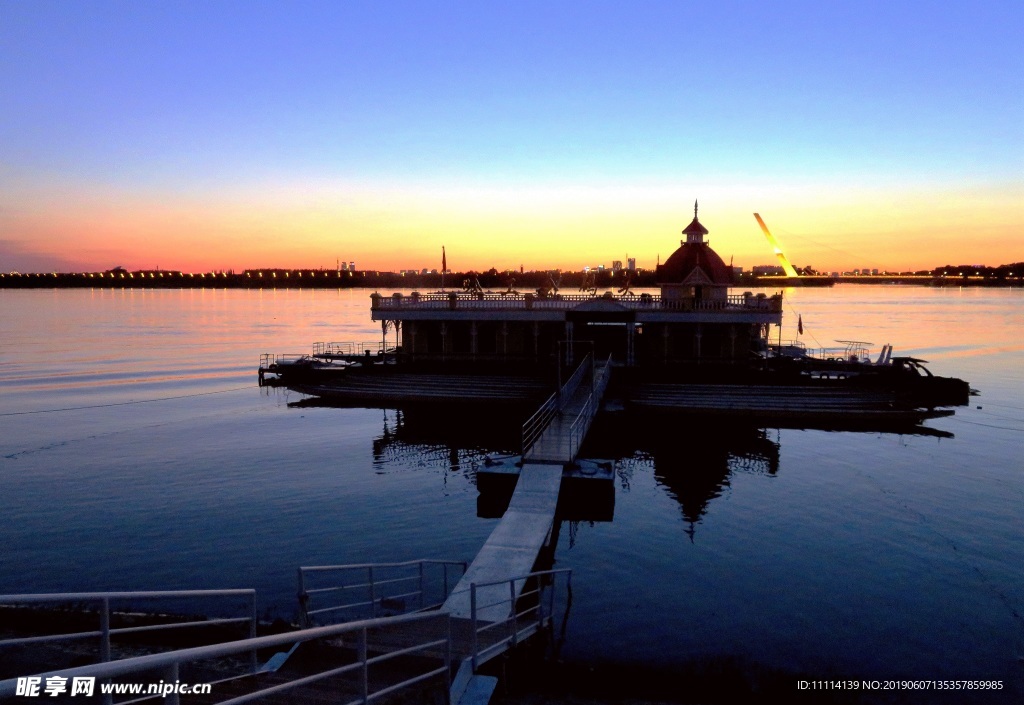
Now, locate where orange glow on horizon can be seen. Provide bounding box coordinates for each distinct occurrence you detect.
[2,180,1020,274]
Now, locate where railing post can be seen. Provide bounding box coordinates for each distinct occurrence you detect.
[509,580,518,648]
[444,614,453,703]
[358,627,369,705]
[165,663,180,705]
[297,568,309,628]
[250,592,258,674]
[100,597,111,663]
[101,599,113,705]
[369,566,376,618]
[418,561,425,610]
[548,575,556,627]
[470,584,478,672]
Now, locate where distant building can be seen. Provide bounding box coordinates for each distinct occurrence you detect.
[627,257,636,271]
[752,265,786,276]
[612,260,623,272]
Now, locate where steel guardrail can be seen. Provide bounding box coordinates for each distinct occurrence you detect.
[0,610,453,705]
[0,589,258,691]
[298,559,467,627]
[521,393,557,455]
[455,568,572,672]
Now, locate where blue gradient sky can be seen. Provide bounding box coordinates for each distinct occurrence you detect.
[2,1,1021,273]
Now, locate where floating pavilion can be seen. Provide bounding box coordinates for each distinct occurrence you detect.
[371,205,783,371]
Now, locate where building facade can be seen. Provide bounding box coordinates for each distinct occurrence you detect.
[371,209,781,370]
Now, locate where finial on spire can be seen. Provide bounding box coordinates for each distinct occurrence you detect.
[694,199,698,218]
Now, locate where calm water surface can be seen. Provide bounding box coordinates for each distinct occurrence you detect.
[1,286,1022,700]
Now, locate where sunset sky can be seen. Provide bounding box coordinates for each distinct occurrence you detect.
[2,1,1021,274]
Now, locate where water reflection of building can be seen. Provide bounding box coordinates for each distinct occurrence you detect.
[357,404,945,540]
[584,414,780,539]
[368,407,522,480]
[649,427,779,539]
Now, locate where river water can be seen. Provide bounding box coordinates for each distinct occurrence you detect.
[1,285,1022,700]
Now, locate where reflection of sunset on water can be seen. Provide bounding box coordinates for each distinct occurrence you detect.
[1,285,1022,693]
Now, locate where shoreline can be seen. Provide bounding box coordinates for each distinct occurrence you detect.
[1,271,1021,290]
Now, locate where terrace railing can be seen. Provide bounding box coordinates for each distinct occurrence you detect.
[371,291,782,313]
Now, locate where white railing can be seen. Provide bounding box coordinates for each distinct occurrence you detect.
[462,568,572,672]
[565,354,611,459]
[297,560,467,627]
[769,340,875,363]
[258,353,310,368]
[566,394,594,461]
[312,341,385,357]
[521,392,558,455]
[0,610,453,705]
[0,590,258,685]
[557,353,593,408]
[372,291,782,313]
[522,353,605,459]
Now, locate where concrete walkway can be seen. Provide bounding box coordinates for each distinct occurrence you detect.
[443,361,611,623]
[442,462,562,621]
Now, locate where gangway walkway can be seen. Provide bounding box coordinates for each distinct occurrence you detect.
[443,357,611,622]
[523,355,610,464]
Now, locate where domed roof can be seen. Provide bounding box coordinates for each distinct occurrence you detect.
[655,203,733,286]
[656,241,733,286]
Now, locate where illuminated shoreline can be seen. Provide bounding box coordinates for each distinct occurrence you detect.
[2,271,1021,290]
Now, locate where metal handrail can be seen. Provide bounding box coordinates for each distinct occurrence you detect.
[260,353,311,365]
[566,354,611,458]
[460,568,572,672]
[0,590,258,682]
[558,353,593,408]
[566,393,595,460]
[312,341,385,357]
[298,559,467,627]
[0,610,454,705]
[521,392,557,454]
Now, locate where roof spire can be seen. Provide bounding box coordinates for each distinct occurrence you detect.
[694,199,698,218]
